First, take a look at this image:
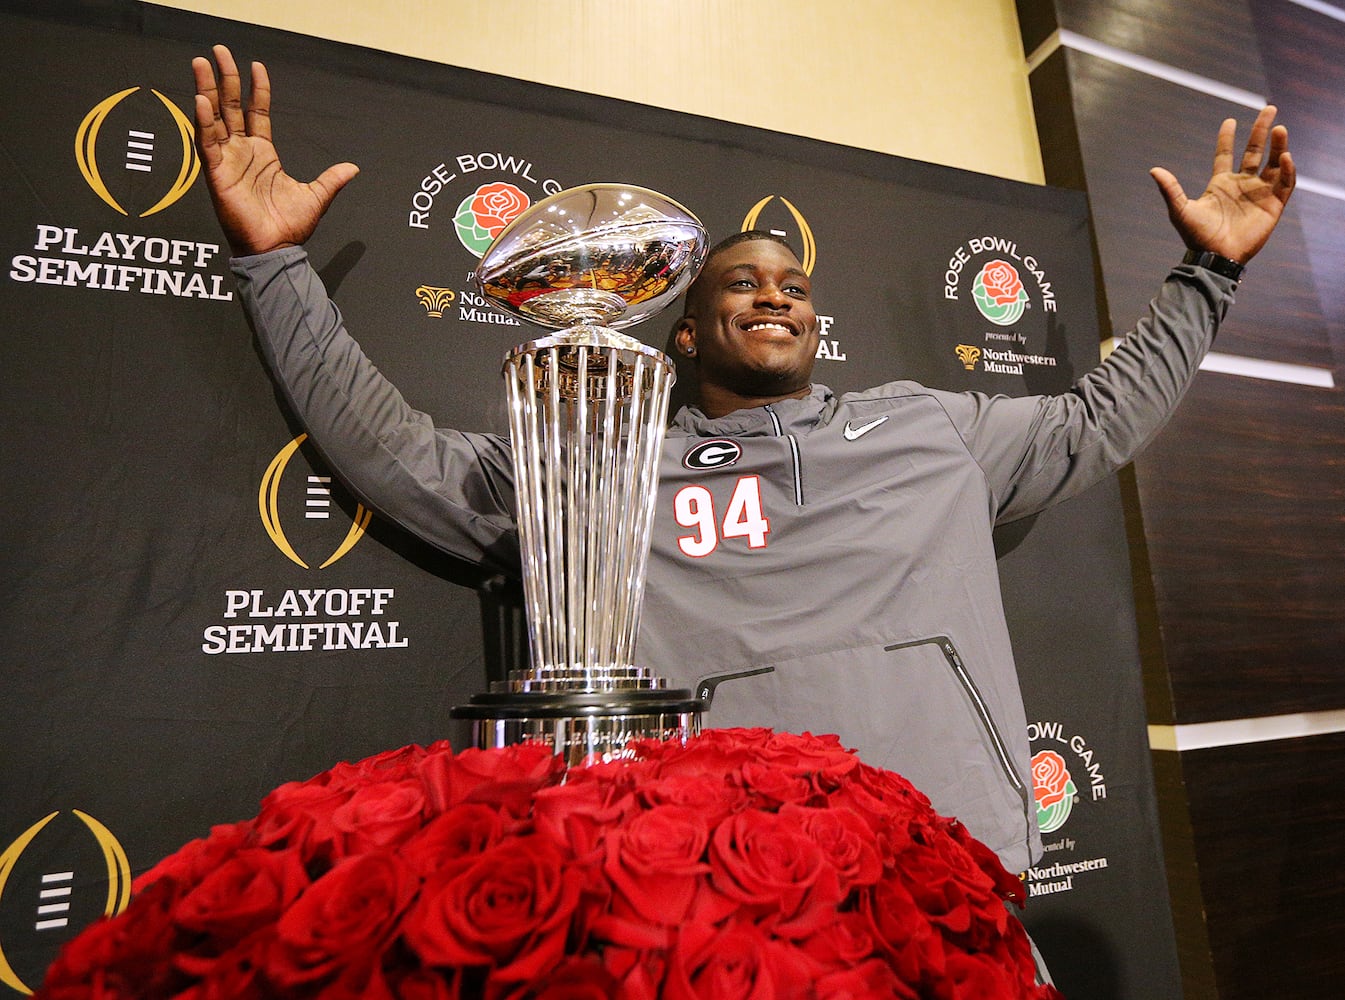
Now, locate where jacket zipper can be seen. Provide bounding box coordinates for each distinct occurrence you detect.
[763,404,804,506]
[885,636,1027,799]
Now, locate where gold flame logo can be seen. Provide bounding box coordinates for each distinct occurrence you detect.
[415,285,456,318]
[0,811,130,995]
[259,435,372,569]
[955,344,982,371]
[75,88,200,218]
[740,195,817,275]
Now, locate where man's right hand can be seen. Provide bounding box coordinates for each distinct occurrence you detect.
[192,45,358,257]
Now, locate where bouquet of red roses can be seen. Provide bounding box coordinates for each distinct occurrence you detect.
[38,729,1062,999]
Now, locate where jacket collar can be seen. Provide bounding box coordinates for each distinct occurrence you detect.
[670,384,835,437]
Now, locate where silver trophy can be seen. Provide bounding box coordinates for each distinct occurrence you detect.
[451,184,708,765]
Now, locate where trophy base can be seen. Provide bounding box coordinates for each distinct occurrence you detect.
[450,689,704,767]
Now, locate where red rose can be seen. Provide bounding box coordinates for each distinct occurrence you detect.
[304,955,397,1000]
[860,876,944,984]
[133,821,251,893]
[172,847,309,942]
[800,910,879,968]
[945,818,1028,907]
[755,731,859,784]
[895,830,989,937]
[604,804,710,926]
[945,951,1024,1000]
[400,803,505,877]
[737,760,816,806]
[663,920,818,1000]
[470,182,529,238]
[781,803,882,890]
[331,778,428,854]
[647,730,762,782]
[1031,750,1071,809]
[601,946,665,1000]
[709,808,843,937]
[980,260,1024,305]
[254,780,352,865]
[319,743,426,795]
[854,759,931,811]
[524,956,620,998]
[180,935,270,1000]
[418,741,564,816]
[637,772,745,827]
[815,958,916,1000]
[386,968,461,1000]
[533,769,635,862]
[266,850,416,987]
[402,835,584,983]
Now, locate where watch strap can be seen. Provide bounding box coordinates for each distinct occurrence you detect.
[1182,248,1246,282]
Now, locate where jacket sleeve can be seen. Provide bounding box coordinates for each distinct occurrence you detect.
[937,263,1236,524]
[231,246,520,574]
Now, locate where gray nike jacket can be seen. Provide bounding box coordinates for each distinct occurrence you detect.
[234,246,1235,872]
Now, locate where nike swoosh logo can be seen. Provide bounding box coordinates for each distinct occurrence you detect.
[843,415,889,441]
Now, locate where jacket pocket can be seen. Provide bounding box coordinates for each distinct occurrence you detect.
[694,636,1030,853]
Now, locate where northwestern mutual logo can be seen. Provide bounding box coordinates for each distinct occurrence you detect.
[943,235,1061,377]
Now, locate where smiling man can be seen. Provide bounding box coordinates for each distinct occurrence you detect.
[672,232,820,417]
[194,44,1294,894]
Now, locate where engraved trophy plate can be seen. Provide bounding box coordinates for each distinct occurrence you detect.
[451,184,709,765]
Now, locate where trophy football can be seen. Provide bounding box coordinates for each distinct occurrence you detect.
[450,184,708,765]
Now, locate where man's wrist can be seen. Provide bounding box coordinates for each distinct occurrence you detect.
[1182,248,1245,282]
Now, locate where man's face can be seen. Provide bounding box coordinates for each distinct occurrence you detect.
[675,239,820,400]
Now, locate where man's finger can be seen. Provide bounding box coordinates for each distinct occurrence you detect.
[192,93,224,169]
[246,61,273,142]
[1211,117,1237,176]
[310,162,362,212]
[190,56,228,148]
[213,44,245,138]
[1149,166,1187,215]
[1274,149,1296,205]
[1240,105,1276,174]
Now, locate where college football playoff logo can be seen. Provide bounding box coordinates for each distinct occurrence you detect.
[259,435,372,569]
[741,195,817,274]
[75,87,200,218]
[0,811,130,995]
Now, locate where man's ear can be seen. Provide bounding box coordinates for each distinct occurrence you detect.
[673,317,696,356]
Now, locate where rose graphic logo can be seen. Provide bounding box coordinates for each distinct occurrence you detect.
[972,259,1029,327]
[1031,749,1077,834]
[453,181,530,258]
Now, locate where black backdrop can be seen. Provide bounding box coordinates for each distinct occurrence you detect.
[0,3,1180,996]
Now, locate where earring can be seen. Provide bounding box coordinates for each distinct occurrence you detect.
[685,346,696,356]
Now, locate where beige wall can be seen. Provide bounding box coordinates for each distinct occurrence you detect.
[150,0,1043,184]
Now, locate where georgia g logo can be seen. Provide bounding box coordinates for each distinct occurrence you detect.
[682,439,743,471]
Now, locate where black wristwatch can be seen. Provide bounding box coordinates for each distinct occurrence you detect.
[1182,248,1245,282]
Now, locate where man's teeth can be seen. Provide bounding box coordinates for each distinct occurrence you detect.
[745,321,790,333]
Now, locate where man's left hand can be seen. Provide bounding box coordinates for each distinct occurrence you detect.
[1150,105,1295,264]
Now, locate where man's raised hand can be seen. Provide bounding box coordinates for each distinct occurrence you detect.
[192,45,358,256]
[1150,105,1295,265]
